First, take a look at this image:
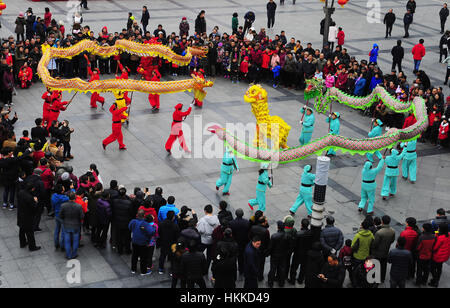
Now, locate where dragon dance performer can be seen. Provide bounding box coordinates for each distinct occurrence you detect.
[85,55,105,108]
[193,69,207,107]
[115,60,131,105]
[165,102,193,154]
[358,157,385,215]
[42,88,52,127]
[47,91,69,130]
[102,103,128,150]
[148,69,162,111]
[381,149,406,200]
[366,119,384,162]
[401,139,417,184]
[215,148,239,196]
[289,165,316,218]
[248,163,272,212]
[299,106,315,145]
[326,112,341,156]
[113,91,129,123]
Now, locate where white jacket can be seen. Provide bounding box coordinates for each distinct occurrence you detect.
[328,26,338,43]
[197,215,220,245]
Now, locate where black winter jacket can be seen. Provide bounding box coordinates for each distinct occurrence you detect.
[17,189,38,228]
[268,230,288,258]
[320,225,344,254]
[229,217,250,249]
[388,247,412,280]
[111,196,133,229]
[181,251,208,280]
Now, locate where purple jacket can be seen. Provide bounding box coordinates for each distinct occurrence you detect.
[3,70,14,90]
[96,198,112,225]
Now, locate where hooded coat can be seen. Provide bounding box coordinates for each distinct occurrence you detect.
[369,44,379,63]
[197,215,220,245]
[352,229,375,261]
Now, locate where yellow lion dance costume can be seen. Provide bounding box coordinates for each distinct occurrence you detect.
[244,85,291,149]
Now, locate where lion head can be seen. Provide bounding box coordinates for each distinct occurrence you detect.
[244,85,267,104]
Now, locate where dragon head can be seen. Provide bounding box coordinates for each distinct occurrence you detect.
[189,46,208,58]
[305,78,323,95]
[192,74,214,91]
[244,84,267,104]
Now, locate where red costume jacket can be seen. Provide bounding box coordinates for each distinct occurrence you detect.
[88,66,100,82]
[172,104,192,122]
[110,105,128,122]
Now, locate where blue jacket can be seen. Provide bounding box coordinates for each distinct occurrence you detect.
[369,76,383,92]
[354,78,366,96]
[272,65,281,78]
[51,193,69,218]
[369,44,379,63]
[158,204,180,222]
[128,218,157,246]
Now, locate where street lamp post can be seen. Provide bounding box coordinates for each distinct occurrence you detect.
[322,0,336,48]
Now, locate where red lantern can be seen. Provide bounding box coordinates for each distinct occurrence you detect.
[337,0,349,7]
[0,1,6,16]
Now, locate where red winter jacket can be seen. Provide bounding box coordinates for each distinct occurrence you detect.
[438,123,449,140]
[337,31,345,46]
[416,233,435,260]
[400,226,419,251]
[261,52,271,69]
[412,43,426,60]
[428,111,441,127]
[38,165,55,190]
[432,233,450,263]
[138,206,158,224]
[402,114,417,129]
[240,61,249,74]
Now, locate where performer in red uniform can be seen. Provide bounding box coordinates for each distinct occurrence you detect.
[86,56,105,108]
[42,88,52,127]
[102,103,128,150]
[115,60,132,105]
[165,103,193,154]
[47,91,69,129]
[148,69,161,111]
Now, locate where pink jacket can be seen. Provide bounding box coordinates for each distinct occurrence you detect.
[325,75,335,88]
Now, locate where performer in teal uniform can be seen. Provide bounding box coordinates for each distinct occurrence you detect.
[366,119,383,162]
[358,157,385,215]
[289,165,316,217]
[216,148,239,196]
[381,149,405,200]
[299,106,315,145]
[401,139,417,184]
[248,163,272,212]
[326,112,341,156]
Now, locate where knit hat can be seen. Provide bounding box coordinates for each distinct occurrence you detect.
[277,220,285,230]
[284,215,295,228]
[33,168,43,175]
[376,119,383,126]
[61,172,70,181]
[19,12,24,17]
[182,17,187,20]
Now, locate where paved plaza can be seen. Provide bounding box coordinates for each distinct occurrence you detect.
[0,0,449,288]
